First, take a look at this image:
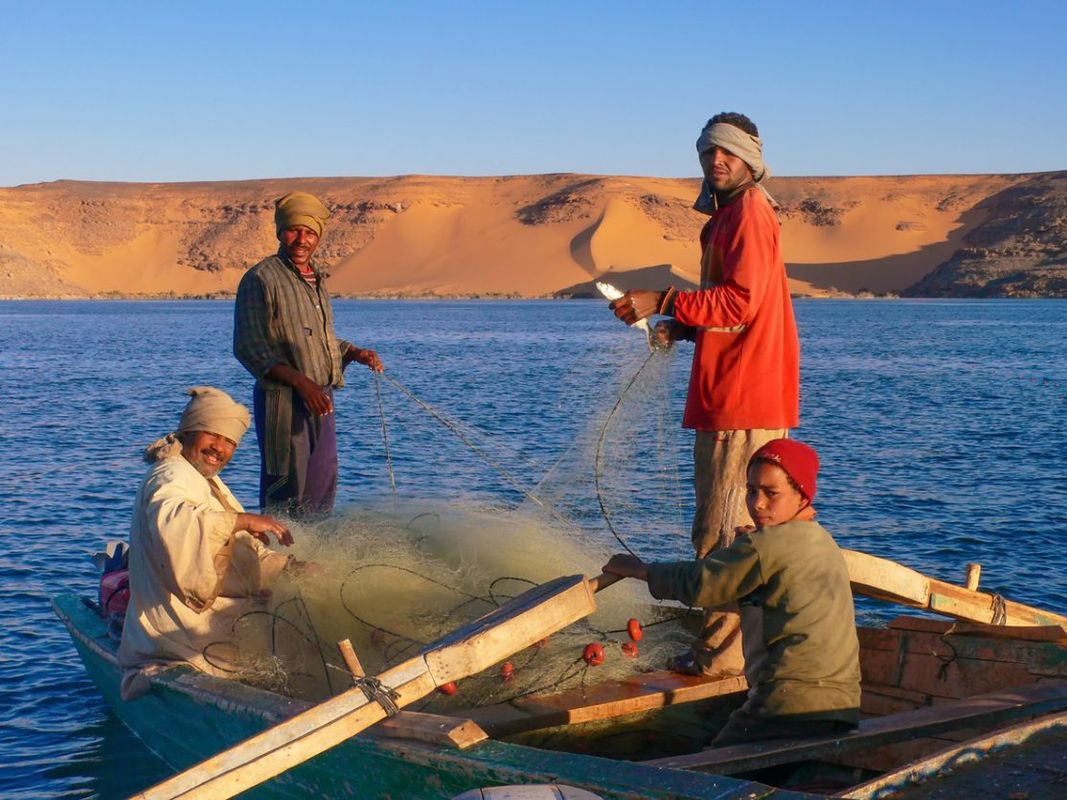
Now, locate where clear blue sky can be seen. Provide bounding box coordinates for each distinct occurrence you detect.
[3,1,1064,186]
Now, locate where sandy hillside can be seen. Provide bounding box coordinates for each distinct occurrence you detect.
[0,172,1058,298]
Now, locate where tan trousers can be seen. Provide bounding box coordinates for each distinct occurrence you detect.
[690,428,787,674]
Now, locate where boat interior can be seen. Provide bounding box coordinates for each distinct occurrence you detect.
[419,615,1067,797]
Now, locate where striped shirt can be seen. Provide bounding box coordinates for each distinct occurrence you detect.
[233,253,354,476]
[233,253,352,389]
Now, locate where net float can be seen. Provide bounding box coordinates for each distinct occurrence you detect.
[627,618,643,642]
[582,642,605,666]
[621,641,639,658]
[437,681,458,695]
[501,661,515,681]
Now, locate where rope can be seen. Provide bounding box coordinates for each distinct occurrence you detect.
[293,591,336,695]
[593,349,657,558]
[203,608,325,682]
[936,627,960,681]
[338,562,500,666]
[264,591,337,694]
[487,575,538,606]
[338,567,431,649]
[990,592,1008,625]
[346,562,490,603]
[374,372,398,508]
[353,676,401,716]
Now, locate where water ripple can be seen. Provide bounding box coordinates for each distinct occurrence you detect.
[1,298,1064,796]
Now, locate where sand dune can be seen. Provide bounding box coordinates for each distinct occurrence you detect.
[0,172,1053,298]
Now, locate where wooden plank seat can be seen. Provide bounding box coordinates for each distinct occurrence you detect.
[644,680,1067,775]
[466,671,748,737]
[377,710,489,749]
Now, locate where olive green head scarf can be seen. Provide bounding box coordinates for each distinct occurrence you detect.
[275,191,330,237]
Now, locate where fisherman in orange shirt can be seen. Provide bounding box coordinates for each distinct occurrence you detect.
[610,112,800,677]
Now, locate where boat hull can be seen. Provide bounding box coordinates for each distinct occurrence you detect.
[55,593,804,799]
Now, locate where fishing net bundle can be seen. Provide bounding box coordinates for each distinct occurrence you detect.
[213,346,701,707]
[220,504,692,706]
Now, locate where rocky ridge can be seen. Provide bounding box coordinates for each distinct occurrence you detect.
[0,171,1064,298]
[903,172,1067,297]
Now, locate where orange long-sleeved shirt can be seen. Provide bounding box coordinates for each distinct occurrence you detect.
[670,186,800,431]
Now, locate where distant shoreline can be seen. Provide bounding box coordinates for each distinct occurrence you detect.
[29,293,1067,303]
[0,292,549,302]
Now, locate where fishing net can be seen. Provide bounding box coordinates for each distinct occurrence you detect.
[523,349,692,562]
[222,504,692,706]
[212,346,703,707]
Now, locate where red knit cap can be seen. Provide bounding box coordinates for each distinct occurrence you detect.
[749,439,820,501]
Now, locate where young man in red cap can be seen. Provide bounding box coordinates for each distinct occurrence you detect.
[602,439,860,746]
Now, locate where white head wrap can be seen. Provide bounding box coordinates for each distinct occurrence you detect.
[694,121,776,215]
[177,386,251,443]
[144,387,251,463]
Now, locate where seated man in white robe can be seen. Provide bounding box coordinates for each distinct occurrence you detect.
[118,386,294,699]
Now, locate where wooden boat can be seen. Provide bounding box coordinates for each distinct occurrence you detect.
[54,555,1067,799]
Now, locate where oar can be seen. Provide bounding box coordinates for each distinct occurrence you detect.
[843,549,1067,627]
[131,571,621,800]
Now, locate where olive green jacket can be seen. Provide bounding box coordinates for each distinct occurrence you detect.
[647,519,861,722]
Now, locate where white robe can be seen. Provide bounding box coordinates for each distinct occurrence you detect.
[117,454,288,699]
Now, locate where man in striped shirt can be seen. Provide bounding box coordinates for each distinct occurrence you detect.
[234,191,383,518]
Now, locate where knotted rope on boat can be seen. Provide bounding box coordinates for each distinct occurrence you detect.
[353,676,401,717]
[990,592,1008,625]
[937,590,1010,679]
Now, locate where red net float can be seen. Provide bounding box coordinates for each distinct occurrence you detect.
[627,618,643,642]
[582,642,605,666]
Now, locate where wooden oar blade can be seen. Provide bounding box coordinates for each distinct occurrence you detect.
[423,574,596,684]
[843,549,931,607]
[130,573,606,800]
[843,548,1067,627]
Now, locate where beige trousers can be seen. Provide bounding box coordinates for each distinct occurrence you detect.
[690,428,787,674]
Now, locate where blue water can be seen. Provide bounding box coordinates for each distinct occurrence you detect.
[1,299,1065,798]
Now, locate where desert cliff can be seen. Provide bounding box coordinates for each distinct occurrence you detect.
[1,171,1063,298]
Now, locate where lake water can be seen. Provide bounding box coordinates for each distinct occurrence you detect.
[1,298,1065,798]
